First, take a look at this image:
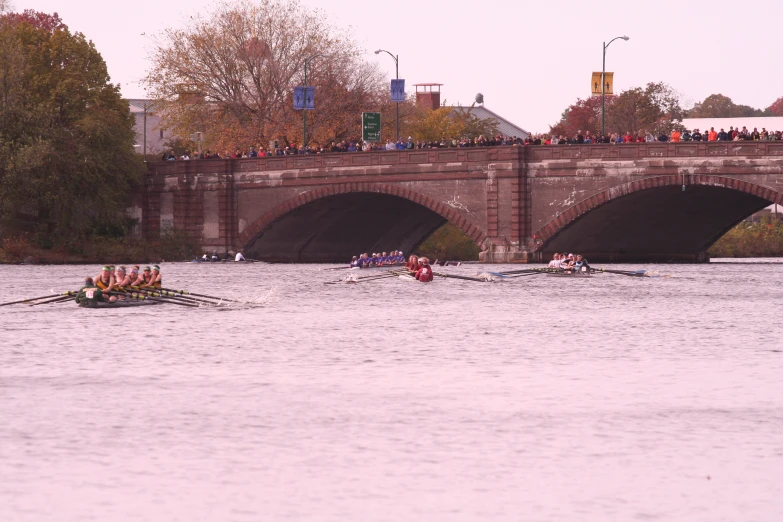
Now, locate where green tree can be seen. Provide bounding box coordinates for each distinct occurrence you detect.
[687,93,762,118]
[0,11,143,246]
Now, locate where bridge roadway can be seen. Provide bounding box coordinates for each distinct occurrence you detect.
[134,142,783,263]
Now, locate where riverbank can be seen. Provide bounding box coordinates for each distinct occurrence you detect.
[708,220,783,258]
[0,232,200,265]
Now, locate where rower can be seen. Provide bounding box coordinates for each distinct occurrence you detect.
[202,253,208,261]
[211,250,219,262]
[548,253,560,268]
[415,257,434,282]
[114,266,133,288]
[128,266,143,286]
[145,265,162,289]
[140,266,153,286]
[349,256,360,268]
[93,265,115,294]
[235,250,246,262]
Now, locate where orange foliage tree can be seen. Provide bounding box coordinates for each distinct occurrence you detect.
[145,0,388,152]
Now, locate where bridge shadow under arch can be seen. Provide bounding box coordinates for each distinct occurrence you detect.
[239,184,487,263]
[533,175,783,262]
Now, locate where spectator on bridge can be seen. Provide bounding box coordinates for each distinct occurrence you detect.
[682,130,692,141]
[707,127,718,141]
[657,132,668,142]
[575,130,585,144]
[717,128,729,141]
[691,129,702,141]
[751,128,761,140]
[623,131,634,143]
[670,129,681,142]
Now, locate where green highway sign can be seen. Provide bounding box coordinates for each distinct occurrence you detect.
[362,112,381,142]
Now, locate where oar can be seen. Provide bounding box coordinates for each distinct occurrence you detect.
[132,286,238,303]
[506,271,548,279]
[29,293,77,306]
[324,266,353,271]
[591,267,648,277]
[432,271,491,282]
[108,291,199,307]
[132,288,218,306]
[492,268,541,276]
[0,292,69,307]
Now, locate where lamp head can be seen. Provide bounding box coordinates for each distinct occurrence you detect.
[622,36,630,41]
[374,49,381,54]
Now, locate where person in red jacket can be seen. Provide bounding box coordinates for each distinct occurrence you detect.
[406,255,419,272]
[415,257,434,282]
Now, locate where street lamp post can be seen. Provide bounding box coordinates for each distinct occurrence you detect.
[375,49,399,140]
[302,55,321,151]
[601,35,629,137]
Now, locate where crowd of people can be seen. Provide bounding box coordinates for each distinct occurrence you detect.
[77,264,162,304]
[525,125,783,145]
[158,124,783,161]
[159,134,527,161]
[547,253,591,273]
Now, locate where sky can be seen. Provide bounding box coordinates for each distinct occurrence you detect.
[12,0,783,133]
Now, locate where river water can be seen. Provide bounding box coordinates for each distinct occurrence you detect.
[0,261,781,522]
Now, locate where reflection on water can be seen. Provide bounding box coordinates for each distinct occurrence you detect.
[1,261,782,521]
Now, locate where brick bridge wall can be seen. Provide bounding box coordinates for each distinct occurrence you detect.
[136,142,783,262]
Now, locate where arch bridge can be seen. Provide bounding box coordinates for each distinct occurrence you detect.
[133,142,783,262]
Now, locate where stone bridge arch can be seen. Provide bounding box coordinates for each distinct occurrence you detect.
[532,175,783,262]
[238,182,488,263]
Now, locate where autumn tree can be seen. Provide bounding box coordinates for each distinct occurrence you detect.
[687,93,762,118]
[550,82,686,137]
[549,96,603,137]
[607,82,686,135]
[145,0,387,151]
[405,103,497,142]
[0,11,143,245]
[765,96,783,116]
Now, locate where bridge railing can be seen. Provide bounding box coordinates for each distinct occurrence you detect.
[146,146,525,177]
[525,141,783,162]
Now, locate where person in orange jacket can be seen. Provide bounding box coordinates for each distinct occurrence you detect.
[708,127,718,141]
[670,129,681,142]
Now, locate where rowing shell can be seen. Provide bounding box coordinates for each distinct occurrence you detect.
[398,273,418,282]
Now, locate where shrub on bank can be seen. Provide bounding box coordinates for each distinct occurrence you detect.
[709,219,783,257]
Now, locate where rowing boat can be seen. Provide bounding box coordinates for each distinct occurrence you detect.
[546,270,592,277]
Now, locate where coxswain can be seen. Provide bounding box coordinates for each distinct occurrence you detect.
[574,254,591,273]
[235,250,246,262]
[349,256,360,268]
[93,265,115,294]
[76,276,112,305]
[415,257,434,282]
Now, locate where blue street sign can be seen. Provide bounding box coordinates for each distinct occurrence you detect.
[293,86,305,110]
[304,86,314,110]
[391,79,405,103]
[294,86,315,110]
